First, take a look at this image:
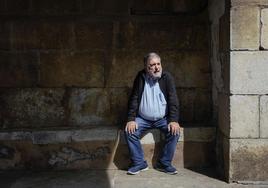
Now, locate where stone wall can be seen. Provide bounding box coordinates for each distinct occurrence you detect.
[210,0,268,182]
[0,0,213,169]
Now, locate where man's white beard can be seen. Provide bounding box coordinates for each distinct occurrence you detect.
[149,70,162,80]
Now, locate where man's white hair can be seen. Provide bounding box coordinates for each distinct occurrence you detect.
[144,52,161,66]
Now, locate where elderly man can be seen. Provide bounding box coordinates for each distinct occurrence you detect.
[125,52,180,175]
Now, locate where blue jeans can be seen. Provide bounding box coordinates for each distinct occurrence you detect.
[125,116,179,167]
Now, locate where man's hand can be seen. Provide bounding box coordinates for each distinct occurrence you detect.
[168,122,180,135]
[125,121,138,134]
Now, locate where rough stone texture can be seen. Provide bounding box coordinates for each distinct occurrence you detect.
[230,51,268,94]
[74,22,113,50]
[230,6,260,50]
[12,21,73,49]
[115,22,208,50]
[218,94,259,139]
[260,96,268,138]
[0,127,215,169]
[261,9,268,49]
[0,141,117,170]
[218,93,230,138]
[105,50,145,88]
[231,0,268,6]
[0,51,39,87]
[40,51,104,87]
[0,89,65,128]
[229,139,268,181]
[230,95,259,138]
[163,51,210,88]
[68,88,128,126]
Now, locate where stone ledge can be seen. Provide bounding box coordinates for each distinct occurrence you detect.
[0,126,216,145]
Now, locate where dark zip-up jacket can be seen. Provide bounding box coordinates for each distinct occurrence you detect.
[127,70,179,124]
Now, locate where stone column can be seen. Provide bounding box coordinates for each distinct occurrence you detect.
[218,0,268,182]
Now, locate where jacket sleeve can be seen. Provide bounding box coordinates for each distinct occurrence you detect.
[127,73,140,122]
[166,73,179,123]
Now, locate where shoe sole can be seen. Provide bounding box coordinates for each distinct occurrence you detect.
[155,167,178,175]
[127,167,149,175]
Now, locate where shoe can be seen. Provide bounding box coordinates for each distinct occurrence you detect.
[155,162,178,175]
[127,162,149,175]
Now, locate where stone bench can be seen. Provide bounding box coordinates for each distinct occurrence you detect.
[0,126,215,170]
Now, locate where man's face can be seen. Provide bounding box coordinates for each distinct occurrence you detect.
[146,57,162,79]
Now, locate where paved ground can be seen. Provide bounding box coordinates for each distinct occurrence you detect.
[0,168,267,188]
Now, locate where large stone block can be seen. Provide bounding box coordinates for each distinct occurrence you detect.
[261,9,268,49]
[68,88,128,126]
[230,51,268,94]
[260,96,268,138]
[32,0,79,15]
[229,139,268,181]
[230,7,260,50]
[12,21,73,49]
[115,21,208,50]
[74,22,113,50]
[105,50,144,87]
[163,51,210,88]
[0,88,65,128]
[230,95,259,138]
[40,51,104,87]
[231,0,268,6]
[0,22,11,50]
[0,51,39,87]
[218,94,260,139]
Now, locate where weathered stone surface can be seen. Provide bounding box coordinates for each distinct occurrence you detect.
[107,51,210,88]
[0,88,65,128]
[12,21,73,49]
[230,7,260,50]
[230,95,259,138]
[177,88,212,124]
[68,88,128,126]
[231,0,268,6]
[173,141,215,168]
[230,51,268,94]
[116,22,208,50]
[0,141,117,170]
[218,93,230,138]
[0,51,39,87]
[74,22,113,50]
[40,51,104,87]
[261,9,268,49]
[0,127,216,169]
[230,139,268,181]
[163,51,210,88]
[32,0,79,15]
[0,22,10,50]
[106,50,144,87]
[260,96,268,138]
[219,13,230,52]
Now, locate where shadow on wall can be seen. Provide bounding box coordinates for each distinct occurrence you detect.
[182,126,218,179]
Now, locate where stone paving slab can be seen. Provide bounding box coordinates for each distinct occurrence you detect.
[0,168,267,188]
